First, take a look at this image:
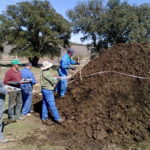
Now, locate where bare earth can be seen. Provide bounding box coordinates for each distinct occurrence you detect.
[0,43,150,150]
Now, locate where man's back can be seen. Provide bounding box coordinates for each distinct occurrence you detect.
[21,68,36,85]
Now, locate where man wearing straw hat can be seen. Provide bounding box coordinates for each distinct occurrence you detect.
[40,61,64,123]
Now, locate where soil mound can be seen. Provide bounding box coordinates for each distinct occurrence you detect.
[26,43,150,150]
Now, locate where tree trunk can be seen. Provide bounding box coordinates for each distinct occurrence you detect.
[28,56,39,66]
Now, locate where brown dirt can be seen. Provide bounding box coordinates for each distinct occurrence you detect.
[22,43,150,150]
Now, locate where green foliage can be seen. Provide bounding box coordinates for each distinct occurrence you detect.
[129,4,150,42]
[0,0,71,63]
[0,28,4,59]
[67,0,105,53]
[67,0,150,53]
[105,1,136,44]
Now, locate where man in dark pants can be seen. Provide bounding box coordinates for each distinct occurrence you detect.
[4,59,23,121]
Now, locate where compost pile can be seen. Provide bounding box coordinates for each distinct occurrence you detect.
[27,43,150,150]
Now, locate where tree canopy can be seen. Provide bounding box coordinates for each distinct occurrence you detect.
[67,0,150,54]
[0,0,71,65]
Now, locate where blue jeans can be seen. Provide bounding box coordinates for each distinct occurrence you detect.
[57,68,68,97]
[0,95,5,140]
[8,90,22,119]
[57,78,68,97]
[21,85,32,115]
[41,89,60,121]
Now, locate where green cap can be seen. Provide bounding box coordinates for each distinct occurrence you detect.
[11,59,21,65]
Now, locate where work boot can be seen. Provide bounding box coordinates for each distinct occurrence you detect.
[9,118,16,122]
[0,138,9,144]
[3,118,15,125]
[17,116,25,120]
[30,110,34,113]
[26,113,31,116]
[55,117,65,124]
[42,120,53,126]
[42,120,47,125]
[22,113,31,116]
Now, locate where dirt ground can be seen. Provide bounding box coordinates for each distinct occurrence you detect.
[1,43,150,150]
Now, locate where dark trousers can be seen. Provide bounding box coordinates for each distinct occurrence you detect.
[8,90,22,119]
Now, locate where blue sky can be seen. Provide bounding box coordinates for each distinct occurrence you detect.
[0,0,150,44]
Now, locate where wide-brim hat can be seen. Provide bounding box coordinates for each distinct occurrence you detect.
[41,61,53,70]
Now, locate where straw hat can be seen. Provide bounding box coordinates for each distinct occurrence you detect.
[41,61,53,70]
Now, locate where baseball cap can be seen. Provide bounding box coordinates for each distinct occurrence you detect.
[67,48,74,55]
[11,59,21,65]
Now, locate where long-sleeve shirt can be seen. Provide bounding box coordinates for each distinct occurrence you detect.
[21,68,36,86]
[40,70,57,90]
[58,53,76,76]
[3,68,22,87]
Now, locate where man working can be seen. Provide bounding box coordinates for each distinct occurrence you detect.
[21,63,36,116]
[57,48,79,97]
[41,61,64,123]
[3,59,23,121]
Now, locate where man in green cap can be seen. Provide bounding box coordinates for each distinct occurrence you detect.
[4,59,23,121]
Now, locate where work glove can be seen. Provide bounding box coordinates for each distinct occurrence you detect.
[54,77,61,81]
[70,66,76,70]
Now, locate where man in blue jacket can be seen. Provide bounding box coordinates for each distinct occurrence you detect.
[57,48,79,97]
[21,63,36,116]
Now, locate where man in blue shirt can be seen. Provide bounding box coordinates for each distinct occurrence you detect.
[57,48,79,97]
[21,63,36,116]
